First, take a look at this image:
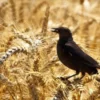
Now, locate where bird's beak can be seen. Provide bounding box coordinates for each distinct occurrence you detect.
[51,28,59,33]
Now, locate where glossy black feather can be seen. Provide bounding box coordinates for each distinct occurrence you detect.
[52,27,100,78]
[65,41,99,68]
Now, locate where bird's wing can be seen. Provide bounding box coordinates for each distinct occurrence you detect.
[65,41,99,68]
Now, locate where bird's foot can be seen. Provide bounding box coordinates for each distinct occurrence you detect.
[71,77,82,85]
[59,76,80,84]
[59,77,69,81]
[58,77,85,92]
[58,77,72,85]
[74,77,81,81]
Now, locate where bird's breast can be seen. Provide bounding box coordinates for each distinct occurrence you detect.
[57,43,75,69]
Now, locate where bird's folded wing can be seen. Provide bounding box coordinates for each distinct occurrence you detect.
[65,42,99,68]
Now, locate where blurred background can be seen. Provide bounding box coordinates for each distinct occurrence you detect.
[0,0,100,100]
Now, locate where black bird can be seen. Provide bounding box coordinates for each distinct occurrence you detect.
[51,27,100,79]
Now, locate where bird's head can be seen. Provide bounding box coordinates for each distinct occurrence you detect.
[51,27,72,39]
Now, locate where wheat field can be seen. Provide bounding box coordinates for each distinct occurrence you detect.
[0,0,100,100]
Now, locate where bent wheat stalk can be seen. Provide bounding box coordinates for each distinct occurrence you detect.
[0,47,24,64]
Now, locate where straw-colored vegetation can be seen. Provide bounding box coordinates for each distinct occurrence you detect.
[0,0,100,100]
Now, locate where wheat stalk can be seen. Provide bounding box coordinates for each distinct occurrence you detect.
[18,0,24,23]
[41,5,50,35]
[0,2,8,27]
[0,47,24,64]
[9,0,16,22]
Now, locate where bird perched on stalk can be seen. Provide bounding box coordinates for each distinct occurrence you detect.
[51,27,100,80]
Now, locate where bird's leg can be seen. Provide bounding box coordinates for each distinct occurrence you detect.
[80,72,85,79]
[73,72,85,84]
[60,71,79,81]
